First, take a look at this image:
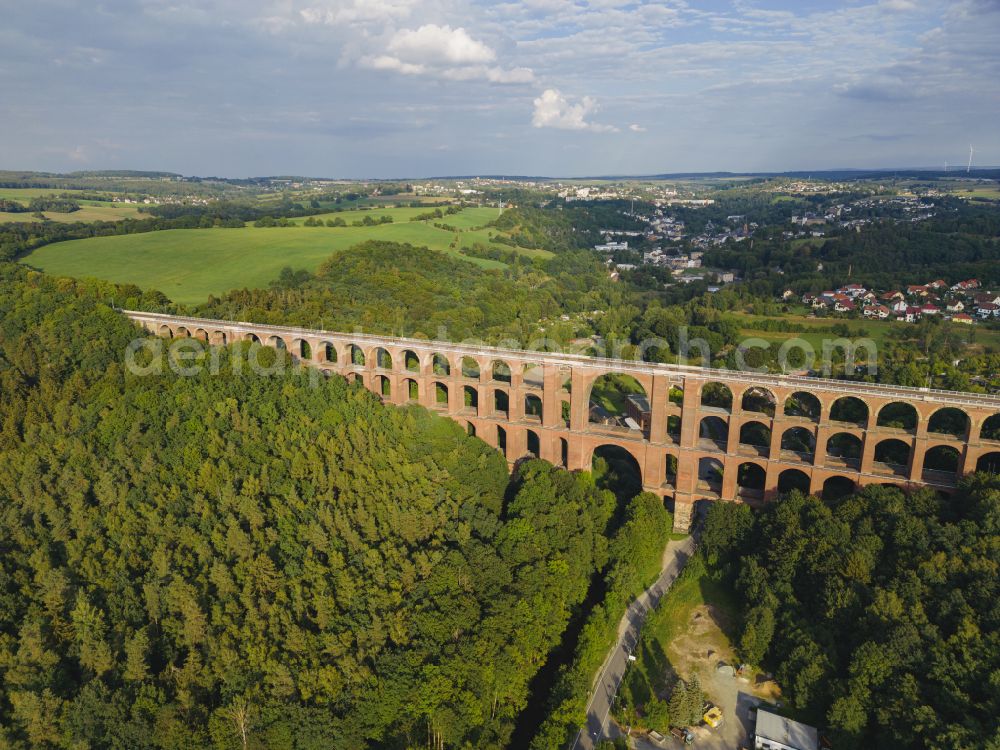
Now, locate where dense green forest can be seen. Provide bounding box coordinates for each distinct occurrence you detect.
[192,241,621,345]
[0,264,646,749]
[702,199,1000,292]
[701,481,1000,749]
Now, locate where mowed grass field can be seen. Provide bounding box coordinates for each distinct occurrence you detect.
[0,187,150,224]
[731,310,1000,352]
[21,206,550,305]
[0,205,149,224]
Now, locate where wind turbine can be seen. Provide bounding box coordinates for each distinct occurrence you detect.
[967,145,975,173]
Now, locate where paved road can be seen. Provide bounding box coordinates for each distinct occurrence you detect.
[573,535,698,750]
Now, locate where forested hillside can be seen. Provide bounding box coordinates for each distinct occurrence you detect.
[0,265,626,749]
[192,240,618,343]
[703,199,1000,293]
[701,481,1000,748]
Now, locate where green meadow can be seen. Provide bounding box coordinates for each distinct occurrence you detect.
[731,310,1000,352]
[0,205,149,224]
[21,207,549,306]
[0,187,150,223]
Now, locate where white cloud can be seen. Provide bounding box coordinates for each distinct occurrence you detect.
[366,55,427,76]
[531,89,618,132]
[880,0,917,11]
[629,123,646,132]
[388,24,495,66]
[361,24,534,84]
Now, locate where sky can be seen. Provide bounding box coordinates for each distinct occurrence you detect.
[2,0,998,178]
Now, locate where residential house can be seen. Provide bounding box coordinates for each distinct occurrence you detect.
[864,304,890,319]
[839,283,867,298]
[977,303,999,319]
[625,394,652,433]
[594,241,628,252]
[951,278,980,292]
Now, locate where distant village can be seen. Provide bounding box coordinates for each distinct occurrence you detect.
[593,202,753,289]
[784,194,936,240]
[797,278,998,326]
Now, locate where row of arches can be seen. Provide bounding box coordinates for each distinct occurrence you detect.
[155,324,1000,444]
[470,423,570,468]
[710,386,995,441]
[697,418,967,471]
[367,377,562,422]
[151,321,1000,506]
[157,325,556,383]
[590,376,999,444]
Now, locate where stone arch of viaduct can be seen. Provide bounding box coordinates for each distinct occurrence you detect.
[126,311,1000,532]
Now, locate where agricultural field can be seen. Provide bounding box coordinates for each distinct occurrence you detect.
[731,310,893,349]
[0,187,150,223]
[0,205,149,224]
[21,207,547,305]
[731,310,1000,352]
[0,188,75,201]
[955,185,1000,200]
[932,178,1000,200]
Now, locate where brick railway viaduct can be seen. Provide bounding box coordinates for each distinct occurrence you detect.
[126,311,1000,531]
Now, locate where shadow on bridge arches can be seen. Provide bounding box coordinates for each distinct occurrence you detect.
[592,444,643,506]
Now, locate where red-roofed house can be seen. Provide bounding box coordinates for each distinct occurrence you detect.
[952,313,973,324]
[864,304,890,319]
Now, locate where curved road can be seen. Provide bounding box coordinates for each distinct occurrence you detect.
[573,535,698,750]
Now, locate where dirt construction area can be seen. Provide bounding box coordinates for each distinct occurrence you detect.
[630,603,783,750]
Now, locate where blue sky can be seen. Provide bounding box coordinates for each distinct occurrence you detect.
[2,0,998,177]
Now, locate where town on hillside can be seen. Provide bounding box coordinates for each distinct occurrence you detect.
[798,278,996,326]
